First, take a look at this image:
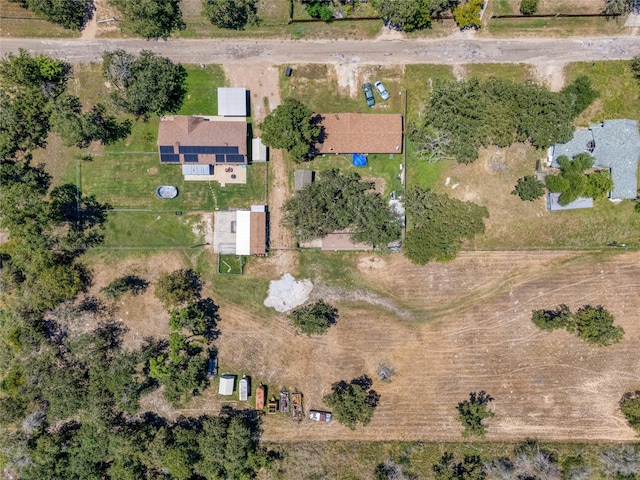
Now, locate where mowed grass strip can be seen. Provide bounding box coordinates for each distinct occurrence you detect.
[80,155,267,210]
[100,211,202,247]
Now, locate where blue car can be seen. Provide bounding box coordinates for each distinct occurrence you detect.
[362,82,375,107]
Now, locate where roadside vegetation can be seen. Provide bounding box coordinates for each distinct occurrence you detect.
[107,0,186,39]
[5,0,87,30]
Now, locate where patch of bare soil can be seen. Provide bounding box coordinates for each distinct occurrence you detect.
[532,61,566,92]
[87,252,187,350]
[309,282,414,320]
[93,0,121,37]
[223,63,280,123]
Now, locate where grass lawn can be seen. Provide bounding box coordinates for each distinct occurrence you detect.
[464,63,535,83]
[565,61,640,125]
[217,254,246,274]
[491,0,605,15]
[180,65,227,115]
[80,154,267,210]
[0,0,79,37]
[100,211,203,247]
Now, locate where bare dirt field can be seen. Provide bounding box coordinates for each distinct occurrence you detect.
[113,248,640,443]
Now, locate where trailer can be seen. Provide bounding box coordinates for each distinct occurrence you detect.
[239,375,249,401]
[255,384,265,410]
[279,391,290,413]
[291,392,303,421]
[267,396,278,414]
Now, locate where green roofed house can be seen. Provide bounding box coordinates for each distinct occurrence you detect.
[550,119,640,200]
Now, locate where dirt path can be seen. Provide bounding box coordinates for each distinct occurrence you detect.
[3,36,639,67]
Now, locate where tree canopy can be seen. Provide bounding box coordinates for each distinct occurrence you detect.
[202,0,259,29]
[108,0,186,38]
[282,169,401,246]
[7,0,87,30]
[457,391,494,437]
[102,49,188,119]
[420,76,597,163]
[545,153,613,205]
[512,175,545,201]
[620,391,640,435]
[531,304,624,346]
[323,375,380,430]
[378,0,431,32]
[154,269,203,309]
[259,98,321,162]
[403,188,488,264]
[453,0,483,30]
[288,299,338,336]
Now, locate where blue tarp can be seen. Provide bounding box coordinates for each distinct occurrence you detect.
[352,154,367,167]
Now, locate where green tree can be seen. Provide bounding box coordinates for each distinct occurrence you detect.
[378,0,432,32]
[511,175,545,201]
[202,0,259,29]
[620,391,640,434]
[632,55,640,82]
[101,275,148,301]
[561,75,599,116]
[102,50,188,119]
[427,0,460,16]
[0,49,71,97]
[531,304,572,331]
[457,391,494,437]
[545,153,611,205]
[108,0,186,38]
[154,269,203,308]
[519,0,538,15]
[323,375,380,430]
[569,304,624,346]
[10,0,87,30]
[306,0,334,22]
[0,90,51,158]
[603,0,633,15]
[453,0,482,29]
[288,299,338,336]
[282,169,401,245]
[403,188,488,265]
[259,98,321,162]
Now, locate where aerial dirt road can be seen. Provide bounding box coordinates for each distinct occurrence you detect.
[1,36,639,66]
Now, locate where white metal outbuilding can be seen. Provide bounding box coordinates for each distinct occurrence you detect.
[218,88,247,117]
[252,138,268,162]
[218,374,236,395]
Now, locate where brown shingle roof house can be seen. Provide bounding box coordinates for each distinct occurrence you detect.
[157,115,247,165]
[315,113,403,154]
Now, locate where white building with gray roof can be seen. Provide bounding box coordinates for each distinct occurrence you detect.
[550,119,640,200]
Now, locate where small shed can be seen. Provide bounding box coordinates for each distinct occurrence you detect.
[252,138,268,162]
[218,88,247,117]
[294,170,314,191]
[218,374,236,395]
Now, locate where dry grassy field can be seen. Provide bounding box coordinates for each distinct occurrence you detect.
[97,247,640,443]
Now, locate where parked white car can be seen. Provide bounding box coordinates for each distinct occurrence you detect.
[374,81,390,101]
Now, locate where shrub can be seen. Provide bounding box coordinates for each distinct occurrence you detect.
[512,175,545,201]
[620,391,640,434]
[323,375,380,429]
[288,300,338,336]
[457,391,494,437]
[519,0,538,15]
[155,269,202,308]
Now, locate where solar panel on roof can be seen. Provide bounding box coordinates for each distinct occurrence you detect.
[160,154,180,163]
[159,146,174,154]
[177,145,240,155]
[226,154,245,163]
[215,154,225,163]
[184,154,199,163]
